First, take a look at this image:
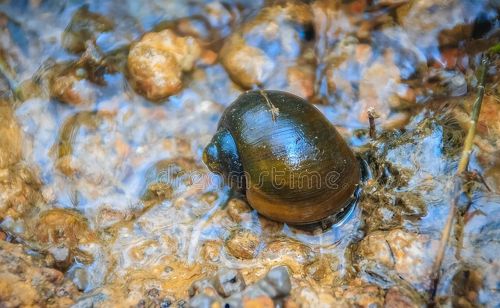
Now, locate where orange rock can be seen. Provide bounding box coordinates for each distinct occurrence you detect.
[201,241,223,263]
[287,66,315,99]
[385,287,422,308]
[243,296,274,308]
[357,21,373,40]
[0,101,22,169]
[346,0,367,14]
[455,94,500,141]
[50,74,94,105]
[114,137,130,159]
[128,44,182,100]
[436,48,468,70]
[220,40,275,89]
[39,267,64,284]
[338,281,385,307]
[219,2,313,89]
[396,86,416,103]
[442,48,458,69]
[475,95,500,138]
[127,30,201,100]
[34,209,95,247]
[284,298,300,308]
[355,44,372,65]
[226,198,253,223]
[225,229,260,260]
[200,49,218,66]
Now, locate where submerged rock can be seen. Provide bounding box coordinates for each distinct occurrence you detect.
[356,229,438,292]
[261,239,314,274]
[0,240,81,306]
[225,229,260,260]
[384,286,424,308]
[334,280,385,308]
[226,198,253,224]
[0,101,22,169]
[141,157,199,208]
[34,209,94,247]
[0,1,498,307]
[189,293,218,308]
[220,40,275,89]
[305,255,340,284]
[33,208,96,269]
[450,268,483,308]
[219,2,315,96]
[252,265,291,299]
[189,265,292,307]
[0,163,43,221]
[49,70,96,105]
[127,29,201,101]
[396,0,479,48]
[212,268,246,298]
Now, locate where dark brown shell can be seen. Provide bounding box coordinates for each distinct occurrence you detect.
[204,90,361,225]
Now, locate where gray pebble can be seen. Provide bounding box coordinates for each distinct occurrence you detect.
[259,266,291,298]
[212,269,246,298]
[188,279,216,298]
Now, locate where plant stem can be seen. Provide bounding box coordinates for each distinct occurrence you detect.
[367,107,378,139]
[428,55,488,304]
[457,57,488,173]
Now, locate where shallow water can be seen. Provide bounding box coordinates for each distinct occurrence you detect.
[0,0,499,306]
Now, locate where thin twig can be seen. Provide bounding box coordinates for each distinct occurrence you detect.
[464,169,492,193]
[457,57,488,173]
[429,178,460,303]
[428,55,488,304]
[367,107,379,139]
[472,169,492,192]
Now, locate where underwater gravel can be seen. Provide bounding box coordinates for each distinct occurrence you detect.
[0,0,499,307]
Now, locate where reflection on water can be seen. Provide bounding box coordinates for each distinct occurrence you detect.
[0,0,499,306]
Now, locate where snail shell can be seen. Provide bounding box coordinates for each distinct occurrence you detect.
[203,90,360,225]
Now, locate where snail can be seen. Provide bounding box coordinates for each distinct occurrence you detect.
[203,90,361,225]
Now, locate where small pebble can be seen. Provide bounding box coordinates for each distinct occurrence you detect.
[259,266,291,298]
[189,279,218,298]
[384,286,422,308]
[226,198,252,223]
[127,30,201,100]
[225,229,260,260]
[212,268,246,298]
[69,267,89,292]
[188,294,219,308]
[242,295,274,308]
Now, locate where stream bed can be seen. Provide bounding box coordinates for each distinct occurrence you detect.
[0,0,499,307]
